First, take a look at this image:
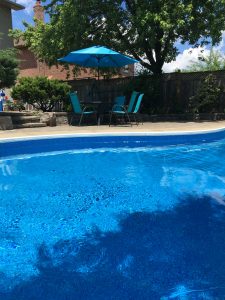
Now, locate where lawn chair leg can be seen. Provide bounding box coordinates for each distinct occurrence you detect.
[109,112,113,126]
[79,113,84,126]
[139,114,143,125]
[126,112,132,126]
[133,114,138,125]
[97,115,101,126]
[69,115,74,125]
[123,114,126,125]
[116,114,119,125]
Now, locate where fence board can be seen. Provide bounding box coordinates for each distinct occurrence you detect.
[64,70,225,113]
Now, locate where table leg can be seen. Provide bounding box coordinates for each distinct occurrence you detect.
[97,114,101,126]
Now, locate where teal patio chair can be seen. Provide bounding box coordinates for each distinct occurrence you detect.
[69,92,97,126]
[109,91,139,126]
[114,95,126,106]
[129,93,144,125]
[112,95,126,112]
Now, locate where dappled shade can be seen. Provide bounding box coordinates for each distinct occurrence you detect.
[1,195,225,299]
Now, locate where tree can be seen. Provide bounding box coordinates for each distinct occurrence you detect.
[189,74,222,113]
[11,0,225,75]
[185,49,225,72]
[0,48,18,89]
[11,77,71,112]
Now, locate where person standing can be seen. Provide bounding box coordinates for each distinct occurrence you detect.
[0,89,5,111]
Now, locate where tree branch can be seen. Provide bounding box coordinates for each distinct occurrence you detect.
[115,26,152,70]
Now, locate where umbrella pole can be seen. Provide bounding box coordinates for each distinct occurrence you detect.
[97,66,100,101]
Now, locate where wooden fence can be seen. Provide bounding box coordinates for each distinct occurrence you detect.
[66,77,131,103]
[159,71,225,113]
[63,70,225,113]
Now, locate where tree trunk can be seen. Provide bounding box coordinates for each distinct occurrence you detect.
[148,63,163,75]
[140,57,164,75]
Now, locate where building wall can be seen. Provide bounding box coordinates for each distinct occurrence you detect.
[17,48,134,80]
[17,48,98,80]
[0,5,13,49]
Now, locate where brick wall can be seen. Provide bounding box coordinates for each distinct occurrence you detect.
[17,47,134,80]
[17,47,103,79]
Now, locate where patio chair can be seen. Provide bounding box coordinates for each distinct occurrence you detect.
[129,93,144,125]
[109,91,139,126]
[69,92,97,126]
[114,95,126,107]
[110,96,126,112]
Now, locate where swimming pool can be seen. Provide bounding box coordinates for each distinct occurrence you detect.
[1,130,225,299]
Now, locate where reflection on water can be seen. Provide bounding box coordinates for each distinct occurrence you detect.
[161,166,225,203]
[0,160,18,191]
[0,159,18,177]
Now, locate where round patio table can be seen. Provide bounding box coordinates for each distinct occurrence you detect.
[81,101,112,125]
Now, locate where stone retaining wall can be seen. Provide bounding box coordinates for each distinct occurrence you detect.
[144,113,225,122]
[0,116,13,130]
[53,112,225,125]
[1,112,225,130]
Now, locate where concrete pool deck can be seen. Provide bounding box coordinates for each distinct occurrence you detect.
[1,121,225,139]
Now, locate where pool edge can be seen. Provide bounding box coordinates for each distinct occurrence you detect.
[1,126,225,143]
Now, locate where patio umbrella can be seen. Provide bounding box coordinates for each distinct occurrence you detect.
[58,45,138,80]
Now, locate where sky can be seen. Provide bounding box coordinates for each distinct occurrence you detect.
[12,0,225,73]
[12,0,49,29]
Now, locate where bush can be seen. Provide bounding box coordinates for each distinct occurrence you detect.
[189,74,222,113]
[4,101,25,111]
[11,77,71,112]
[0,49,19,89]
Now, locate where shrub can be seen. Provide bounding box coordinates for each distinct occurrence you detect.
[189,74,222,113]
[11,76,71,112]
[4,101,25,111]
[0,49,19,89]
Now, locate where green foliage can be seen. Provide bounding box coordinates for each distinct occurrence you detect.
[0,49,19,89]
[189,74,222,113]
[10,0,225,75]
[4,101,25,111]
[11,77,71,112]
[185,49,225,72]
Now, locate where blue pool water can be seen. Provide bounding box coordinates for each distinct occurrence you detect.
[1,133,225,299]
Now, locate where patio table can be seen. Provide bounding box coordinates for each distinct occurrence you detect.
[81,101,112,125]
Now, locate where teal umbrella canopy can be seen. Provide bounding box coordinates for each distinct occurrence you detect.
[58,45,138,68]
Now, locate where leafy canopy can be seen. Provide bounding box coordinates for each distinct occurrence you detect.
[11,77,71,112]
[11,0,225,74]
[0,49,19,89]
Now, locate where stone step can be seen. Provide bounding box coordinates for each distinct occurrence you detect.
[0,111,36,117]
[12,116,41,124]
[13,122,47,129]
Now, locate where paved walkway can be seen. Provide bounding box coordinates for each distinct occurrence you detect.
[1,121,225,139]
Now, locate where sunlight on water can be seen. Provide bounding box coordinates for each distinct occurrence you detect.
[1,139,225,298]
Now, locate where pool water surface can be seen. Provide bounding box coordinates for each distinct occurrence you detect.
[1,135,225,299]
